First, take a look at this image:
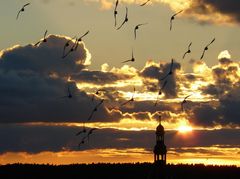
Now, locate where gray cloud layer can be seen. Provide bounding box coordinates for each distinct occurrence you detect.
[0,124,239,154]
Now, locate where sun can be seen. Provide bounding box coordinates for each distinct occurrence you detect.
[178,125,193,133]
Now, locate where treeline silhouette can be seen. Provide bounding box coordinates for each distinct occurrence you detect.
[0,163,239,179]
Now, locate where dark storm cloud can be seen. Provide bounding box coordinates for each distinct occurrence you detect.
[186,0,240,24]
[0,35,121,123]
[71,70,131,85]
[0,124,239,154]
[140,60,181,98]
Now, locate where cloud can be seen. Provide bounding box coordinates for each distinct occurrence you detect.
[87,0,240,25]
[71,70,131,85]
[0,35,239,129]
[0,35,90,76]
[0,124,239,154]
[0,35,121,123]
[190,57,240,127]
[167,0,240,25]
[140,60,181,98]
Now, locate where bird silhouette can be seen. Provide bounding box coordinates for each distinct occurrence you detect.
[140,0,151,6]
[170,10,183,31]
[182,42,192,59]
[154,80,167,106]
[114,0,119,27]
[134,23,148,40]
[87,99,104,121]
[62,36,76,58]
[92,89,106,102]
[160,59,174,81]
[86,128,98,142]
[200,38,215,59]
[34,30,48,46]
[76,124,87,136]
[78,128,98,147]
[158,80,168,95]
[78,136,87,148]
[16,3,30,20]
[181,94,191,112]
[78,30,90,42]
[121,87,135,107]
[74,31,90,51]
[62,38,78,58]
[61,85,73,99]
[117,7,128,30]
[122,49,135,63]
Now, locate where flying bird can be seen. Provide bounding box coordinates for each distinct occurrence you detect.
[86,128,98,142]
[74,31,90,51]
[76,128,87,136]
[34,30,48,46]
[181,94,191,112]
[134,23,148,40]
[75,125,87,136]
[92,89,106,102]
[78,136,87,148]
[154,80,168,106]
[200,38,215,59]
[62,36,76,58]
[16,3,30,20]
[158,80,168,96]
[160,59,174,81]
[62,38,78,58]
[140,0,151,6]
[61,85,73,99]
[182,42,192,59]
[117,7,128,30]
[87,99,104,121]
[122,49,135,63]
[170,10,183,31]
[114,0,119,27]
[77,30,90,42]
[78,128,98,147]
[121,87,135,107]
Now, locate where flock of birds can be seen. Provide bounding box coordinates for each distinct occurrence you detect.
[15,1,216,148]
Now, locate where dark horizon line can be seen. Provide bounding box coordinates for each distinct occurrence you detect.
[1,162,239,168]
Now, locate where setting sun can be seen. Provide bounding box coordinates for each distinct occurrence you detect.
[178,125,193,133]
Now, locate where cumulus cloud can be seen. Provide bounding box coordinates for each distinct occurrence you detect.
[0,35,121,123]
[0,35,239,129]
[140,60,181,98]
[189,55,240,127]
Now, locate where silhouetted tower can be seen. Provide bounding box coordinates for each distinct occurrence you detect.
[153,116,167,165]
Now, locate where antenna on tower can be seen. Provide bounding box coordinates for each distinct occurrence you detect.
[158,115,162,125]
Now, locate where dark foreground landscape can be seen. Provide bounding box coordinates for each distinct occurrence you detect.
[0,163,239,179]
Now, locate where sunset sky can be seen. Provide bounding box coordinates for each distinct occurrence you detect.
[0,0,239,166]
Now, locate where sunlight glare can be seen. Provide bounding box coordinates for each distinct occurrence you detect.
[178,125,193,133]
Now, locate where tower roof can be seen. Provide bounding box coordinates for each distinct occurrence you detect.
[156,123,164,135]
